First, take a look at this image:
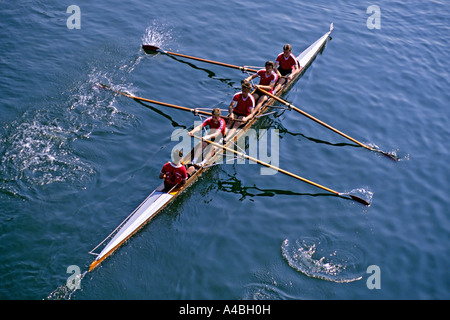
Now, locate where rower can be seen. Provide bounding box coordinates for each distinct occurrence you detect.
[159,149,195,192]
[226,81,256,139]
[274,44,301,93]
[244,61,278,113]
[188,107,226,166]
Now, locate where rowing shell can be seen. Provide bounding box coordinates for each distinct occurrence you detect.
[88,23,334,272]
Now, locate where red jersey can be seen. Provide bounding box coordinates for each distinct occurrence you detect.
[256,69,278,93]
[231,92,255,116]
[276,52,298,72]
[161,162,187,187]
[202,116,226,137]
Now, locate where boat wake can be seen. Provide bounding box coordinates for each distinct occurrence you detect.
[281,235,366,283]
[0,23,160,198]
[45,271,88,300]
[0,69,130,198]
[0,109,95,196]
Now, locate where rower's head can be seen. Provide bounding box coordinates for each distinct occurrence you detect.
[172,149,183,164]
[212,107,221,120]
[283,44,292,57]
[265,60,274,72]
[241,80,252,95]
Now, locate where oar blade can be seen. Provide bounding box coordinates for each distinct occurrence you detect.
[348,194,371,206]
[377,149,400,161]
[142,45,164,54]
[96,83,110,90]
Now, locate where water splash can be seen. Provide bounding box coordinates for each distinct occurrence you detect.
[0,54,140,197]
[281,236,365,283]
[45,271,88,300]
[1,116,94,189]
[141,20,174,48]
[387,149,410,161]
[344,187,374,207]
[367,143,409,161]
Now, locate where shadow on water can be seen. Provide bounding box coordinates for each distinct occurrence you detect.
[134,100,188,129]
[216,172,336,202]
[163,54,236,87]
[142,44,236,87]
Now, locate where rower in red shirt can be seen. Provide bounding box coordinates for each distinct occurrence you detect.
[245,60,278,112]
[274,44,301,93]
[226,81,256,139]
[188,107,226,166]
[159,149,192,192]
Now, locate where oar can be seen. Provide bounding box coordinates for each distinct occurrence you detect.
[257,87,399,161]
[193,135,371,206]
[142,45,259,73]
[98,83,242,122]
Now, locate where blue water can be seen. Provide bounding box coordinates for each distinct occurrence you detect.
[1,0,449,300]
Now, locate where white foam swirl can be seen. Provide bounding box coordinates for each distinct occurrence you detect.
[281,236,365,283]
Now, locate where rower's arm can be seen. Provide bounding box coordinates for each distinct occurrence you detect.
[188,124,203,136]
[256,81,275,92]
[287,62,301,81]
[228,100,236,115]
[245,73,258,83]
[209,129,223,139]
[274,61,282,78]
[242,107,256,122]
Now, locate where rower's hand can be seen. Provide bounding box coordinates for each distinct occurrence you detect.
[188,131,194,137]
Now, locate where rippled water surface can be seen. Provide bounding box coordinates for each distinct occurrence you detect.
[1,0,449,299]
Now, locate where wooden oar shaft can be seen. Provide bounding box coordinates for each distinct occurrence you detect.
[99,84,242,121]
[257,87,373,150]
[117,88,212,116]
[194,136,340,196]
[166,51,258,73]
[142,45,258,73]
